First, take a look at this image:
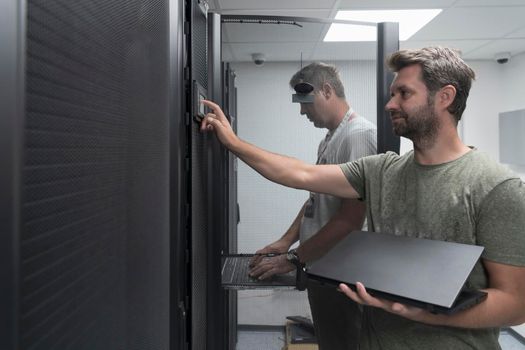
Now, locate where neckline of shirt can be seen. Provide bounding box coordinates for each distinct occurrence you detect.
[410,147,477,169]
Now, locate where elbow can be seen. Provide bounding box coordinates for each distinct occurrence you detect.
[279,163,313,191]
[293,166,316,191]
[509,313,525,327]
[507,303,525,326]
[507,319,525,327]
[288,175,307,191]
[269,170,305,190]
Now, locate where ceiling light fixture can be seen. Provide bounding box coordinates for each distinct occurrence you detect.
[324,9,442,42]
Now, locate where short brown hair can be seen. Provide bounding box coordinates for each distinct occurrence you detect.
[289,62,346,98]
[387,47,476,122]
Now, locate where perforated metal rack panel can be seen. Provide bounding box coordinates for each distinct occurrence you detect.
[189,1,209,349]
[192,1,208,89]
[23,0,170,349]
[190,128,209,350]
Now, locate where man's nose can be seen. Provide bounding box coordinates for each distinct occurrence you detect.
[385,97,397,112]
[300,104,306,115]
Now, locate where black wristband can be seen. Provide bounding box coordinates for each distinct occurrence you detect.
[286,248,305,268]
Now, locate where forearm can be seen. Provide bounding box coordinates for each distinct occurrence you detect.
[420,288,525,328]
[343,259,525,329]
[228,138,358,198]
[279,204,306,247]
[202,99,358,198]
[297,220,348,263]
[417,260,525,328]
[229,138,312,190]
[297,199,366,262]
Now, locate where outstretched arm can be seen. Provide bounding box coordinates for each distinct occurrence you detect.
[200,100,359,199]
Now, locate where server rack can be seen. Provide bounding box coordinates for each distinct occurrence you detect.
[0,0,24,349]
[184,2,235,350]
[2,0,178,349]
[170,0,189,348]
[185,1,208,349]
[206,11,230,350]
[223,62,239,349]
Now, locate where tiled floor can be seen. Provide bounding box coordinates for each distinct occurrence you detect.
[500,329,525,350]
[236,328,285,350]
[236,327,525,350]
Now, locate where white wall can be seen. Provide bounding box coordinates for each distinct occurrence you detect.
[463,55,525,180]
[462,61,503,160]
[498,52,525,181]
[232,61,376,325]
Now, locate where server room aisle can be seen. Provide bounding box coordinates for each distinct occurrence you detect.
[235,328,525,350]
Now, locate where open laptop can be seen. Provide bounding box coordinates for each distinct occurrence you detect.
[221,254,297,289]
[307,231,487,314]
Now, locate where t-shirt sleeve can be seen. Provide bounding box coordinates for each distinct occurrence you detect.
[477,178,525,266]
[339,159,366,199]
[339,152,389,200]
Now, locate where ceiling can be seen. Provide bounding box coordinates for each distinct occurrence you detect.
[208,0,525,63]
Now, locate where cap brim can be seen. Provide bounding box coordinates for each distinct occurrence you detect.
[292,94,315,103]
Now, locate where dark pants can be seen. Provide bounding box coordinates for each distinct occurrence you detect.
[308,281,362,350]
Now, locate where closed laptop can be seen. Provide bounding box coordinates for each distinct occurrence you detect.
[306,231,487,314]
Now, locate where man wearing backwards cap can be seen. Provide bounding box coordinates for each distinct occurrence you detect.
[248,62,376,350]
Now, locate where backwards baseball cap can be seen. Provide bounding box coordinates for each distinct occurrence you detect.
[292,81,315,103]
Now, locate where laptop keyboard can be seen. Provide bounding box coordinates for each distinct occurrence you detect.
[222,256,258,284]
[221,255,297,288]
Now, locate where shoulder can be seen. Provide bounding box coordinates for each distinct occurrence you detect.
[375,150,411,167]
[487,178,525,200]
[342,116,377,135]
[337,117,377,146]
[464,150,518,186]
[350,151,407,170]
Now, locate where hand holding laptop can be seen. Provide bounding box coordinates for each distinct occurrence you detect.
[307,231,487,315]
[339,282,431,323]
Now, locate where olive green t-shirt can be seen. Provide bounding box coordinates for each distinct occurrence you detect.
[339,149,525,350]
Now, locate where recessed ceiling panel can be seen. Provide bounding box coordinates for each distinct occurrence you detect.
[338,0,456,10]
[311,41,377,61]
[222,42,317,62]
[218,0,336,10]
[456,0,525,6]
[401,39,490,56]
[218,3,525,62]
[506,25,525,39]
[410,7,525,40]
[223,20,326,43]
[463,39,525,59]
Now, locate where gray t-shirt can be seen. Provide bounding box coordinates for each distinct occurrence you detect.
[299,112,376,242]
[339,149,525,350]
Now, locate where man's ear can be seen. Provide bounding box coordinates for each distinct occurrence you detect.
[438,85,456,110]
[321,83,333,99]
